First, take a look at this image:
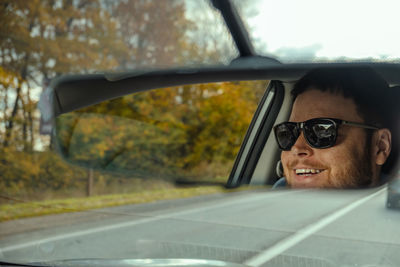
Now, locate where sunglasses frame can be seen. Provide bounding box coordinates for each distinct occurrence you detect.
[273,117,379,151]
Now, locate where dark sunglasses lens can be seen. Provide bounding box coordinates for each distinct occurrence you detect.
[274,123,298,150]
[304,119,337,148]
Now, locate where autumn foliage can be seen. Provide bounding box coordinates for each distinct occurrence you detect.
[0,0,265,199]
[55,81,266,179]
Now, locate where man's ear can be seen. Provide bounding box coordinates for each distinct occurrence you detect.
[373,128,392,165]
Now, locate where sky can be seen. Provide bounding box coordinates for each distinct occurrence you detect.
[242,0,400,61]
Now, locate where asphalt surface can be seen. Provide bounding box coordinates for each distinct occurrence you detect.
[1,187,400,267]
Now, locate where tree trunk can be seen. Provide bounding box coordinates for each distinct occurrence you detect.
[4,53,29,148]
[3,87,21,147]
[26,85,34,151]
[22,121,27,150]
[86,168,94,197]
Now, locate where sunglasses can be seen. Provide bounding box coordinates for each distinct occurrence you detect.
[273,118,379,151]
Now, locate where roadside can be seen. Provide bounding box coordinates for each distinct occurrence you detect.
[0,187,268,238]
[1,186,237,222]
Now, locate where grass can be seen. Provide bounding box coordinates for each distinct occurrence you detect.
[0,185,259,222]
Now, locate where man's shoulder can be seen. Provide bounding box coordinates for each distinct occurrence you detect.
[272,177,287,189]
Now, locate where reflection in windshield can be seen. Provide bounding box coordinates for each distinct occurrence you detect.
[55,81,266,180]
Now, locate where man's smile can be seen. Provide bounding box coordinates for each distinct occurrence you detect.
[294,168,324,175]
[292,167,326,184]
[295,169,323,175]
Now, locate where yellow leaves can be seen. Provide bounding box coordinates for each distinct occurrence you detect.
[63,81,268,175]
[2,80,269,199]
[0,1,269,197]
[0,147,88,198]
[0,66,20,87]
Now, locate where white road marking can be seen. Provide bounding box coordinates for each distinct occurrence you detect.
[1,190,300,253]
[243,187,386,267]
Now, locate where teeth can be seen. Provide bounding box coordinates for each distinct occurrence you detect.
[295,169,322,174]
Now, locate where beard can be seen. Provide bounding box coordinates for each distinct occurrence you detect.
[328,139,373,188]
[284,132,374,189]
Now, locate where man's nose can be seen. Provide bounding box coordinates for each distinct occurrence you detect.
[291,132,313,157]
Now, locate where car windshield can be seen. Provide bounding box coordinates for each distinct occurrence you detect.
[1,1,399,267]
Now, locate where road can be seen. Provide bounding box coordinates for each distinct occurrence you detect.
[1,187,400,267]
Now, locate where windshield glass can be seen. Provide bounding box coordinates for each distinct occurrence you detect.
[234,0,400,63]
[1,1,400,267]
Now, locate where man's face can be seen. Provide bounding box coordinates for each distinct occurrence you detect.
[281,89,374,188]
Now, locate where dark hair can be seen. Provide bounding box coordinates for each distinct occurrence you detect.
[292,67,398,175]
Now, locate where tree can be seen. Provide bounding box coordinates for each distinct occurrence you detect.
[0,0,128,151]
[0,0,209,196]
[112,0,191,68]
